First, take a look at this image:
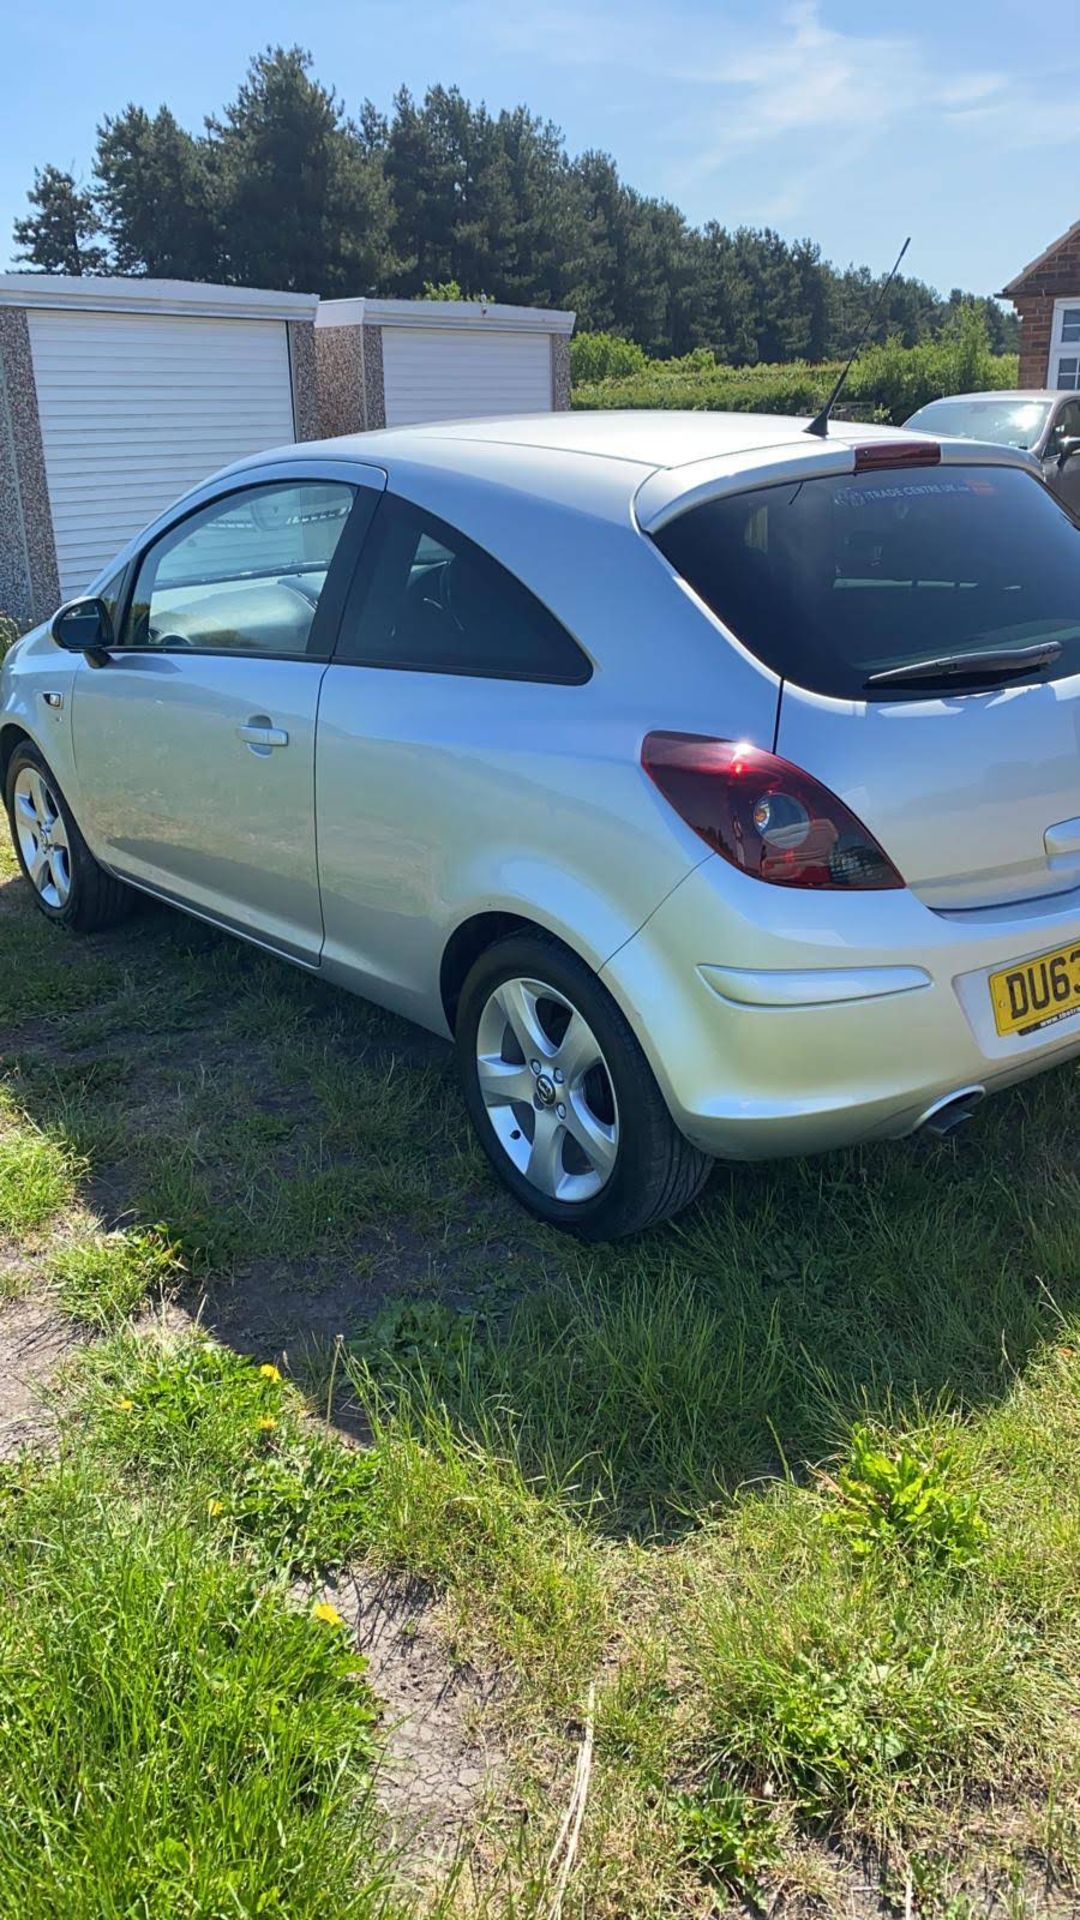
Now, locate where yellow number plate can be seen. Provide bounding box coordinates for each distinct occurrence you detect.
[990,941,1080,1038]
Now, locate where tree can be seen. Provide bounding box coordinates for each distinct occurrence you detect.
[385,86,508,295]
[385,92,596,314]
[571,153,700,356]
[693,225,755,362]
[12,166,107,274]
[208,46,394,294]
[95,107,218,278]
[483,107,590,312]
[11,48,1005,358]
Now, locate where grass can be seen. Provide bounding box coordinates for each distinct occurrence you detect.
[76,1330,383,1580]
[0,1452,393,1920]
[5,832,1080,1911]
[49,1225,179,1328]
[0,1091,79,1234]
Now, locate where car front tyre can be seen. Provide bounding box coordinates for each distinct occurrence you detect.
[4,742,131,932]
[456,931,712,1240]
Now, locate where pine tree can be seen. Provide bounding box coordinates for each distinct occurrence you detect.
[12,166,107,274]
[208,46,394,294]
[95,106,218,278]
[11,48,1012,357]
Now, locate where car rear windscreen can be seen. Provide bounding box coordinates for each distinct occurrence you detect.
[651,464,1080,699]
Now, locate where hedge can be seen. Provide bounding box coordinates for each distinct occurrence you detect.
[571,308,1019,426]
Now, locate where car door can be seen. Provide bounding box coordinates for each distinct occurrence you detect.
[70,466,383,963]
[1044,399,1080,516]
[314,492,613,1025]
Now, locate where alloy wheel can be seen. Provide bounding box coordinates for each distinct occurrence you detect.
[475,975,619,1201]
[12,766,72,910]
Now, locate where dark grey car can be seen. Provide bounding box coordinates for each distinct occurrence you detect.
[904,390,1080,515]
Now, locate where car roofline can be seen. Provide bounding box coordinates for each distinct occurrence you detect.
[633,433,1042,533]
[205,412,998,485]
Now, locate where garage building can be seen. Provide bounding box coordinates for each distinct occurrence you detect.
[0,279,575,633]
[315,295,574,435]
[0,276,319,628]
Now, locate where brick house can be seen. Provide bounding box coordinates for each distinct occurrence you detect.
[1001,221,1080,390]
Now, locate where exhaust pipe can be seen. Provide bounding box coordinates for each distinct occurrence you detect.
[915,1086,985,1138]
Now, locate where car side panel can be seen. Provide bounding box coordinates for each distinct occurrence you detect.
[315,669,715,1031]
[0,626,85,814]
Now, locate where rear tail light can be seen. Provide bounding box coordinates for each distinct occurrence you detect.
[641,733,904,890]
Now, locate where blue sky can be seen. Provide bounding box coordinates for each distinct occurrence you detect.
[3,0,1078,297]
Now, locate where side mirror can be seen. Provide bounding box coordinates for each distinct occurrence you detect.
[1057,436,1080,468]
[50,597,114,659]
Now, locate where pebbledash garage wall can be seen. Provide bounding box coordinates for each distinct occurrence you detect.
[314,297,574,435]
[0,276,320,630]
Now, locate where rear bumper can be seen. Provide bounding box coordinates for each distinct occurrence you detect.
[600,858,1080,1158]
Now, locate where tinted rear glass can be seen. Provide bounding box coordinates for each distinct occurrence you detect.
[652,464,1080,699]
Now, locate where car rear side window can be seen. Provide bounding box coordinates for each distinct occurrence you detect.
[336,495,591,684]
[652,464,1080,700]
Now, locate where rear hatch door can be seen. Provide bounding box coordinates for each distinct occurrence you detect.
[652,453,1080,909]
[777,671,1080,908]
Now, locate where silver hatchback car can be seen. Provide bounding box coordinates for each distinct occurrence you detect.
[5,411,1080,1239]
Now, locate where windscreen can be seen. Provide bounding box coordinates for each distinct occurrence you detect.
[905,397,1052,449]
[652,464,1080,699]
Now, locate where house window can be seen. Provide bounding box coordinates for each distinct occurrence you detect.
[1051,302,1080,389]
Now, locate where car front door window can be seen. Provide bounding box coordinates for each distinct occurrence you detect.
[122,482,356,657]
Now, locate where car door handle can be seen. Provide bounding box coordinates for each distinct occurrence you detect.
[1045,816,1080,860]
[237,721,289,750]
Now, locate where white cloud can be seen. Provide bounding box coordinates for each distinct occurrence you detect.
[454,0,1079,226]
[667,2,1017,162]
[937,73,1007,108]
[463,0,1011,135]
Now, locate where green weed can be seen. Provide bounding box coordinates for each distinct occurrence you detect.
[822,1423,988,1569]
[0,1098,78,1234]
[675,1778,781,1899]
[77,1332,377,1578]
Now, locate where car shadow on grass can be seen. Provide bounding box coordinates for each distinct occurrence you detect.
[4,861,1080,1539]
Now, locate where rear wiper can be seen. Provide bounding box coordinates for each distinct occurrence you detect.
[864,640,1063,691]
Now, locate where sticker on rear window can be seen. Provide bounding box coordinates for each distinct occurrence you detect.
[831,479,993,506]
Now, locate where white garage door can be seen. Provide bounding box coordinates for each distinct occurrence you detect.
[29,309,297,598]
[382,327,552,427]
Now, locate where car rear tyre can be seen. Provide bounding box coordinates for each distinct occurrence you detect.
[456,931,712,1240]
[4,742,132,932]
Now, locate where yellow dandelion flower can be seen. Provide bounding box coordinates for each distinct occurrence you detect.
[258,1363,282,1382]
[312,1601,345,1628]
[256,1415,277,1433]
[207,1499,225,1517]
[117,1397,134,1413]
